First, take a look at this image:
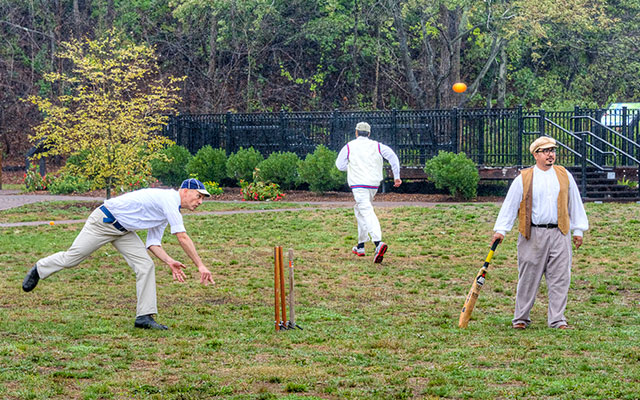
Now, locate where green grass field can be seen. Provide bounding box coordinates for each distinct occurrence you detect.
[0,201,638,399]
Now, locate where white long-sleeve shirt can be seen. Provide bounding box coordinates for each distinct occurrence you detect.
[493,166,589,237]
[335,136,401,187]
[104,188,185,248]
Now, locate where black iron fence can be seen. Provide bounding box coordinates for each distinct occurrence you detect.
[163,106,640,168]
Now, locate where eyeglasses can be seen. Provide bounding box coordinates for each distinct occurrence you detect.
[536,148,556,155]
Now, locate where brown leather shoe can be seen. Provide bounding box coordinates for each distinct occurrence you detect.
[512,323,526,330]
[557,324,570,329]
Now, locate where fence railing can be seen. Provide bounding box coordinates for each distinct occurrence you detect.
[164,106,640,169]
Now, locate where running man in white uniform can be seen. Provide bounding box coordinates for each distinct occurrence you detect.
[335,122,402,263]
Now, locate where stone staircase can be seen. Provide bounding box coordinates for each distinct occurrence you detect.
[567,167,640,202]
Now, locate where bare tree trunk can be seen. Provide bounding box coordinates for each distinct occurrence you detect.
[352,0,359,89]
[390,3,426,109]
[73,0,80,34]
[439,5,463,108]
[497,42,506,108]
[459,35,503,108]
[372,25,380,110]
[207,12,218,81]
[206,11,218,112]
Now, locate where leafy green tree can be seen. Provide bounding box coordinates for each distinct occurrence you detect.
[27,29,184,198]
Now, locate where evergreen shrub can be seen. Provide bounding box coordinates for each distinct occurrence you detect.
[297,145,346,193]
[255,151,300,189]
[424,151,479,200]
[226,147,264,184]
[150,145,192,187]
[186,146,227,184]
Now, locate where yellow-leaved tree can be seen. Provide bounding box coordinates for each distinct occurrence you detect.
[27,29,184,198]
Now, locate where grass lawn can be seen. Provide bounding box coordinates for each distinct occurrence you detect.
[0,201,638,399]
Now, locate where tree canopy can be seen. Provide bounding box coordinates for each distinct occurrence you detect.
[26,30,183,197]
[1,0,639,159]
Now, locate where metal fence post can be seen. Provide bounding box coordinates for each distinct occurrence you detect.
[581,131,587,198]
[622,106,628,165]
[452,107,459,153]
[595,108,604,166]
[517,105,523,166]
[539,109,546,137]
[331,108,339,151]
[225,111,233,156]
[574,105,582,165]
[392,108,398,143]
[478,113,485,165]
[279,109,286,153]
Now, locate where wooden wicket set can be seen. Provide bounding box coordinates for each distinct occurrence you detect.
[273,246,302,331]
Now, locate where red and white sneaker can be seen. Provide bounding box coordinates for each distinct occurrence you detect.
[373,242,387,263]
[352,246,365,257]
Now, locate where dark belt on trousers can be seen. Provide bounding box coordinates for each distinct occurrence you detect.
[99,205,128,232]
[531,223,558,229]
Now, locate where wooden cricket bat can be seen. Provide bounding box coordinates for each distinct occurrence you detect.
[458,239,500,328]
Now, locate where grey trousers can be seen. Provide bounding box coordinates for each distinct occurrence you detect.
[36,208,158,317]
[514,227,572,328]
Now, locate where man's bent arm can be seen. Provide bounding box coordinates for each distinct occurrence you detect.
[175,232,206,268]
[175,232,214,285]
[148,244,176,265]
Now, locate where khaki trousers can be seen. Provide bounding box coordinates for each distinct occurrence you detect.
[352,187,381,243]
[514,227,572,328]
[36,208,157,317]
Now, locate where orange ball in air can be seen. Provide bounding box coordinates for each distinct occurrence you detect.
[452,82,467,93]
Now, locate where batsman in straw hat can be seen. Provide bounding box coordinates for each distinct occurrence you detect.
[335,121,402,263]
[491,136,589,330]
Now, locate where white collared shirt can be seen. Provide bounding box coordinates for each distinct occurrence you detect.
[493,166,589,237]
[103,188,185,247]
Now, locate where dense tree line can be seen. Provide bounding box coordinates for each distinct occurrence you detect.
[1,0,639,160]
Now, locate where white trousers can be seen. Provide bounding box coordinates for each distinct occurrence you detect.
[352,187,381,244]
[36,208,158,317]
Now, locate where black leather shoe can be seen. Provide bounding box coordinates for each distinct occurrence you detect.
[22,265,40,292]
[134,314,168,330]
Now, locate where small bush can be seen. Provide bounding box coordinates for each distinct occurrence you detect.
[297,145,346,193]
[240,169,284,201]
[424,151,479,200]
[150,145,192,187]
[48,172,93,194]
[203,180,224,196]
[226,147,264,184]
[255,151,300,189]
[23,164,53,192]
[186,145,227,183]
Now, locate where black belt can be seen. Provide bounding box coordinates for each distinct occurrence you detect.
[531,223,558,229]
[99,205,128,232]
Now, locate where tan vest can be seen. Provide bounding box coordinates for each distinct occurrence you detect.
[518,165,570,239]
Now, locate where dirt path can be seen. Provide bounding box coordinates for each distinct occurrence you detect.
[0,189,502,228]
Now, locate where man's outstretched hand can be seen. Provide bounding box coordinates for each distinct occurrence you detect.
[198,266,215,286]
[169,261,187,283]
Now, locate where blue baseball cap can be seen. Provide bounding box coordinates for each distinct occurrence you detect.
[180,178,211,197]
